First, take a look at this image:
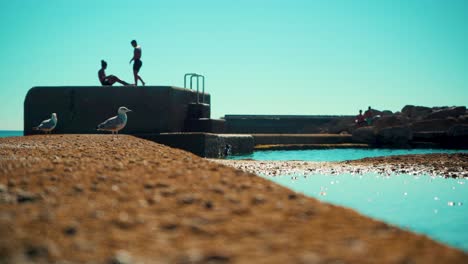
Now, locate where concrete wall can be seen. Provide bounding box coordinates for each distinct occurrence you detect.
[224,115,355,134]
[24,86,210,135]
[136,133,254,158]
[252,134,354,145]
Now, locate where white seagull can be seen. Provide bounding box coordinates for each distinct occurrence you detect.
[33,113,57,134]
[97,106,132,134]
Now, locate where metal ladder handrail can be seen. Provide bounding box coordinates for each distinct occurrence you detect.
[184,73,206,104]
[184,73,197,89]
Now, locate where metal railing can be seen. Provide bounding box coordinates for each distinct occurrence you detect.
[184,73,205,104]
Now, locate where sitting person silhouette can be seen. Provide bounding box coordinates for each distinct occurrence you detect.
[98,60,130,86]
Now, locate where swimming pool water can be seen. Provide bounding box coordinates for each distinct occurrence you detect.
[229,149,467,162]
[266,173,468,251]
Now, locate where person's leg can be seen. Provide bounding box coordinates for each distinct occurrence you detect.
[133,60,144,86]
[133,70,139,86]
[106,76,118,85]
[108,75,129,85]
[137,75,145,86]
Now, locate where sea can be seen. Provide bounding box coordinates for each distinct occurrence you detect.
[0,130,23,138]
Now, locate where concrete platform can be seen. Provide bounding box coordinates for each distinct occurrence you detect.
[252,134,355,145]
[255,143,371,150]
[184,118,226,133]
[136,133,254,158]
[24,86,210,135]
[224,114,355,134]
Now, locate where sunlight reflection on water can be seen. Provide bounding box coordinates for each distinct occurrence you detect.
[266,173,468,251]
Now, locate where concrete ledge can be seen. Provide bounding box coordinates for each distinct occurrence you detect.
[24,86,210,135]
[184,118,226,133]
[252,134,354,145]
[135,133,253,158]
[187,103,210,119]
[225,115,355,134]
[255,143,371,150]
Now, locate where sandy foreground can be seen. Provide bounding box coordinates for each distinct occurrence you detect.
[0,135,467,263]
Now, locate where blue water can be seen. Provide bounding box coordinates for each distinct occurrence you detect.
[0,130,23,138]
[267,173,468,251]
[229,149,467,162]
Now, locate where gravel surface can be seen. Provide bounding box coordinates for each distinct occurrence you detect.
[212,153,468,178]
[0,135,467,263]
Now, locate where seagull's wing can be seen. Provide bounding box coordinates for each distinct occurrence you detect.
[34,118,53,130]
[97,116,120,130]
[39,118,56,129]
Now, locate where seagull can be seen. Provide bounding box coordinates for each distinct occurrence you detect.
[97,106,132,134]
[33,113,57,134]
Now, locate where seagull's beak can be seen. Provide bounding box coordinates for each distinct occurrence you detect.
[127,109,132,112]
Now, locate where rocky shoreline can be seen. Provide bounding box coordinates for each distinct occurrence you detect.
[1,135,467,263]
[212,153,468,178]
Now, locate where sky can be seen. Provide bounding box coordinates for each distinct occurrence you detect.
[0,0,467,130]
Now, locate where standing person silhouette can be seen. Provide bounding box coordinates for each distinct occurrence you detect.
[129,40,145,86]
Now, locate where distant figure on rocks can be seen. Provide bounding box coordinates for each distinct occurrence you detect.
[97,106,132,135]
[355,110,366,126]
[33,113,57,134]
[364,106,374,125]
[129,40,145,86]
[98,60,130,86]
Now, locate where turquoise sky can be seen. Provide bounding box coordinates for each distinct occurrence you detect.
[0,0,467,130]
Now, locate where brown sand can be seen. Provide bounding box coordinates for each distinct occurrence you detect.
[0,135,467,263]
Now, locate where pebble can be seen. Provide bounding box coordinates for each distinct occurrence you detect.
[24,244,49,260]
[160,222,178,231]
[16,190,40,203]
[204,201,214,209]
[210,186,225,194]
[109,250,133,264]
[201,251,231,263]
[0,183,7,193]
[73,184,84,193]
[63,224,78,236]
[178,195,198,205]
[251,195,266,205]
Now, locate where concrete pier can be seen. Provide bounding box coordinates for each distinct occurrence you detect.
[24,86,210,135]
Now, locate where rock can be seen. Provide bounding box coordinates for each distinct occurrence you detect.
[178,195,198,205]
[352,127,376,144]
[370,108,383,116]
[24,243,50,261]
[374,115,409,129]
[376,126,413,147]
[0,184,7,193]
[73,184,84,193]
[251,195,266,205]
[16,191,40,203]
[426,106,466,120]
[202,252,230,263]
[401,105,432,120]
[410,118,459,132]
[204,201,214,209]
[109,250,133,264]
[458,115,468,124]
[0,193,15,204]
[63,223,78,236]
[325,116,355,134]
[381,110,393,116]
[448,124,468,137]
